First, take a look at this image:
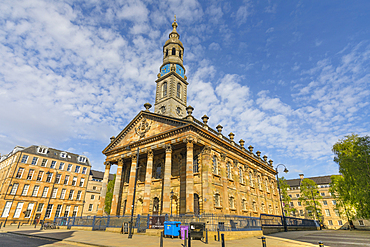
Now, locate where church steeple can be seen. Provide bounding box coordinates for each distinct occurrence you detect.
[154,17,188,118]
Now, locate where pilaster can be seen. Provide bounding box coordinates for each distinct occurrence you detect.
[142,150,154,215]
[125,154,138,215]
[97,162,111,216]
[162,144,172,214]
[185,140,194,214]
[201,146,212,213]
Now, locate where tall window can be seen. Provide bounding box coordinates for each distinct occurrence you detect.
[27,169,34,180]
[46,172,53,183]
[261,203,265,213]
[51,188,58,198]
[31,157,38,165]
[64,205,70,217]
[212,156,218,175]
[37,171,44,181]
[258,176,262,190]
[64,175,70,185]
[55,205,62,217]
[239,167,244,183]
[75,166,81,173]
[265,179,269,192]
[72,206,78,217]
[55,174,61,184]
[13,202,24,218]
[229,196,235,209]
[1,202,12,217]
[42,187,49,197]
[242,199,247,210]
[60,189,66,199]
[36,203,44,212]
[165,49,168,57]
[24,203,34,218]
[45,204,53,218]
[162,82,167,97]
[10,184,19,195]
[249,172,254,187]
[88,204,93,211]
[76,191,82,200]
[215,193,221,207]
[67,164,72,172]
[72,176,77,186]
[179,50,182,58]
[32,185,39,197]
[50,161,56,168]
[193,154,199,173]
[21,155,29,163]
[68,190,74,200]
[15,168,24,178]
[153,197,160,214]
[252,201,257,211]
[177,83,181,98]
[41,159,47,167]
[226,162,231,179]
[21,184,30,196]
[172,47,176,55]
[59,162,65,170]
[79,178,85,187]
[82,167,87,174]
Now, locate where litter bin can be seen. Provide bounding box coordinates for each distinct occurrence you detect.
[180,225,189,240]
[189,222,205,240]
[164,221,181,238]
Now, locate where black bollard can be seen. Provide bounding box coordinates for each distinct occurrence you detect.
[318,241,324,247]
[261,236,266,247]
[18,222,21,228]
[183,229,187,247]
[221,234,225,247]
[217,228,220,241]
[188,232,191,247]
[160,231,163,247]
[205,228,208,244]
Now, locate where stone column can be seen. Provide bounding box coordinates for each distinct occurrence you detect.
[97,162,111,216]
[111,158,124,215]
[142,150,153,215]
[220,153,229,213]
[162,144,172,214]
[201,146,212,213]
[125,154,138,215]
[186,140,194,214]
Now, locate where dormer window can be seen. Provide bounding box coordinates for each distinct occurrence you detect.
[78,156,87,163]
[37,146,48,154]
[60,152,67,158]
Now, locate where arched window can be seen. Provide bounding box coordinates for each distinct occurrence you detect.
[153,197,160,215]
[229,196,235,209]
[172,47,176,55]
[193,154,199,173]
[226,162,231,179]
[265,179,269,192]
[153,161,162,179]
[212,156,218,175]
[261,203,265,213]
[179,50,182,58]
[239,167,244,183]
[177,83,181,98]
[252,201,257,211]
[162,82,167,97]
[242,199,247,210]
[214,193,221,207]
[258,176,262,190]
[165,49,168,57]
[249,172,254,187]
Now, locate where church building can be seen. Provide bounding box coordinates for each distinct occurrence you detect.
[97,20,281,217]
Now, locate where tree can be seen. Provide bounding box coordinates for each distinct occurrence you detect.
[298,178,322,220]
[278,177,297,216]
[104,175,116,215]
[332,134,370,219]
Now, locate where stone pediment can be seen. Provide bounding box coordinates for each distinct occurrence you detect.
[103,111,189,154]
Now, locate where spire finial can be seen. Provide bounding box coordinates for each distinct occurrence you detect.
[174,15,176,22]
[172,15,178,32]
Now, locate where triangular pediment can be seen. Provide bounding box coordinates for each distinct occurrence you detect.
[103,111,189,154]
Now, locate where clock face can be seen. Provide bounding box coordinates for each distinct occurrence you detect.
[160,64,170,76]
[176,64,184,78]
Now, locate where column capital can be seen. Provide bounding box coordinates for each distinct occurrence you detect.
[165,144,172,153]
[148,149,153,158]
[132,153,137,160]
[104,161,112,168]
[118,158,124,165]
[202,145,211,155]
[220,152,226,161]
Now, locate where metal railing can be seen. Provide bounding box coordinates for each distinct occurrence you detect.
[260,214,319,227]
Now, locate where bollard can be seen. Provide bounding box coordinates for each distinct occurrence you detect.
[205,228,208,244]
[318,241,324,247]
[221,233,225,247]
[34,222,37,228]
[18,222,21,228]
[188,231,191,247]
[160,231,163,247]
[217,228,220,241]
[261,236,266,247]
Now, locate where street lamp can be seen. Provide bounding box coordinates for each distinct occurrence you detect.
[128,146,140,239]
[40,171,58,230]
[275,164,289,232]
[170,190,174,217]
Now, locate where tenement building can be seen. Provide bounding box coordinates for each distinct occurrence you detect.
[0,145,91,224]
[97,20,280,217]
[286,174,347,229]
[82,170,114,216]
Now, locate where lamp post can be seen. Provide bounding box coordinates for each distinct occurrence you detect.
[128,147,140,239]
[4,183,16,227]
[40,171,58,230]
[275,164,289,232]
[170,190,174,217]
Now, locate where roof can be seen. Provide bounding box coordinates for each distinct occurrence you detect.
[90,169,114,181]
[286,175,333,187]
[22,145,91,166]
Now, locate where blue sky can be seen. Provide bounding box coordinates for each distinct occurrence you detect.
[0,0,369,179]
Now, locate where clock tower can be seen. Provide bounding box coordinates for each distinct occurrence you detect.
[154,18,188,118]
